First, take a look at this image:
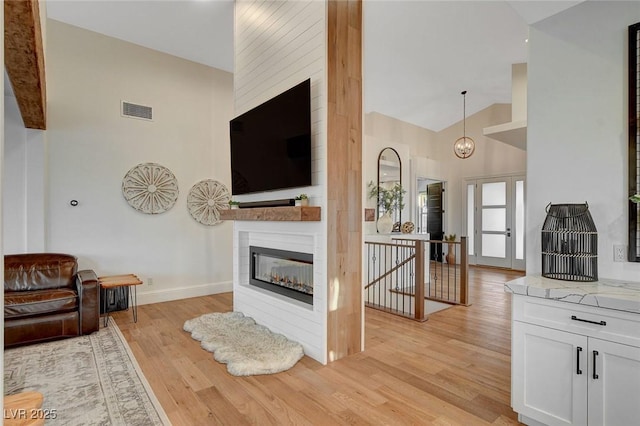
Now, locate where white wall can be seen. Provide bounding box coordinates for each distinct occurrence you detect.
[42,20,234,303]
[436,103,526,240]
[527,1,640,280]
[363,112,436,234]
[3,95,27,253]
[24,130,47,252]
[233,0,328,363]
[4,115,48,254]
[364,105,527,243]
[364,111,438,160]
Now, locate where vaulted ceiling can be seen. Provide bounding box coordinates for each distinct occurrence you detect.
[17,0,583,132]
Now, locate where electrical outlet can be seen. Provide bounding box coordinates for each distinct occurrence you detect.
[613,245,626,262]
[147,277,154,286]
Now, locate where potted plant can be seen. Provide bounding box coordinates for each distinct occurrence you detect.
[295,194,309,206]
[443,234,456,265]
[631,194,640,203]
[367,182,405,233]
[229,200,240,210]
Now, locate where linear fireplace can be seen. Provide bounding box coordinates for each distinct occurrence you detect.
[250,246,313,305]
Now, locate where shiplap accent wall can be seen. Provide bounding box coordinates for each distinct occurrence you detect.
[234,0,326,198]
[234,227,324,358]
[233,0,328,363]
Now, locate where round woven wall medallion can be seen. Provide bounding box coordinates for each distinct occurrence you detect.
[187,180,230,226]
[122,163,179,214]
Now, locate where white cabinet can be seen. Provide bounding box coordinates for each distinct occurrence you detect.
[511,295,640,426]
[513,322,587,425]
[587,338,640,426]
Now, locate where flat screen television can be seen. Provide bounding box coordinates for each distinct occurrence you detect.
[230,79,312,195]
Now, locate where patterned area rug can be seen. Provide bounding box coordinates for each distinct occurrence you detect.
[184,311,304,376]
[4,318,170,426]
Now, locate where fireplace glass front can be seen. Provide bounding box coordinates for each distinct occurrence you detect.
[250,246,313,305]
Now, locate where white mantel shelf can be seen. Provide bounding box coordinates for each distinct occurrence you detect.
[505,274,640,314]
[220,206,321,222]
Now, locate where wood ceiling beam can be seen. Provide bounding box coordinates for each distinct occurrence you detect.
[5,0,47,130]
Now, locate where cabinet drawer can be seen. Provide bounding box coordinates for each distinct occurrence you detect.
[513,295,640,347]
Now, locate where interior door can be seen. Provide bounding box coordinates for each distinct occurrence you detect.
[426,182,443,261]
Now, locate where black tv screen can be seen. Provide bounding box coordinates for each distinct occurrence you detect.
[230,79,312,195]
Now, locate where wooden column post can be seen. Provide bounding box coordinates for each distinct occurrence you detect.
[326,0,363,362]
[460,237,469,305]
[414,240,425,321]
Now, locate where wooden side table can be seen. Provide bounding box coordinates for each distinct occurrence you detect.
[98,274,143,326]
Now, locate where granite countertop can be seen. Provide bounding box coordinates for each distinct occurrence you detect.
[505,275,640,314]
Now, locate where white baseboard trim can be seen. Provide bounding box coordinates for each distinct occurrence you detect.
[136,281,233,306]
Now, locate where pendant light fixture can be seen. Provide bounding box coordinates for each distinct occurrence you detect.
[453,90,475,159]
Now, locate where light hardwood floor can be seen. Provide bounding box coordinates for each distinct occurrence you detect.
[113,266,525,425]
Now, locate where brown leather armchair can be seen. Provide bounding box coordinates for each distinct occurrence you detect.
[4,253,100,348]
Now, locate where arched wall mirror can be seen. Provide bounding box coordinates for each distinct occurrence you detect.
[377,147,402,231]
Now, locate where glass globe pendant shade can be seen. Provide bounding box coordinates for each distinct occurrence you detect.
[454,136,475,159]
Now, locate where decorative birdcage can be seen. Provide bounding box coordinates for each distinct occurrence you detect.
[542,203,598,282]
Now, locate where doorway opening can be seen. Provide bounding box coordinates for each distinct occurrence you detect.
[416,178,445,262]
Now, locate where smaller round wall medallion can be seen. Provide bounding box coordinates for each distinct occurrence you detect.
[401,221,415,234]
[187,180,230,226]
[122,163,179,214]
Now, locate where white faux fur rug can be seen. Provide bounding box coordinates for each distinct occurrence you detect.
[183,312,304,376]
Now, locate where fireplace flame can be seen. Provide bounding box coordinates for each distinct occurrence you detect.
[265,270,313,295]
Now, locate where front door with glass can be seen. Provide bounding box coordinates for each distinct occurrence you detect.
[466,176,525,270]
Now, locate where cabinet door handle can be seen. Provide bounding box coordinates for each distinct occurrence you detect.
[576,346,583,375]
[571,315,606,326]
[593,350,599,379]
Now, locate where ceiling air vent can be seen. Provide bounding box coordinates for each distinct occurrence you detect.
[121,101,153,121]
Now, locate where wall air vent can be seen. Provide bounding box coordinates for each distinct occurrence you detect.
[121,101,153,121]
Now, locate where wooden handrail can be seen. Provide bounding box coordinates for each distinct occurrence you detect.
[365,241,414,248]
